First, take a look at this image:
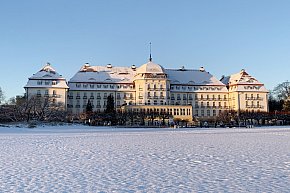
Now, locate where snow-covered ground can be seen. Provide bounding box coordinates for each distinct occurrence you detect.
[0,125,290,192]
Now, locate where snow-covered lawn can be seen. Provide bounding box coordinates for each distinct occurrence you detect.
[0,125,290,192]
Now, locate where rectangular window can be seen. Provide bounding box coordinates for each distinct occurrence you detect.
[207,110,211,116]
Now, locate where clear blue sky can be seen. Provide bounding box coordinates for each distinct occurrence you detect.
[1,0,290,99]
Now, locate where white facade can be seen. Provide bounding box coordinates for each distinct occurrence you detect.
[24,63,69,108]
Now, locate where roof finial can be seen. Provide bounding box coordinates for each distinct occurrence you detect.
[149,42,152,62]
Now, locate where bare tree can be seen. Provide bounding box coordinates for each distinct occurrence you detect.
[0,95,67,123]
[0,87,4,104]
[273,81,290,100]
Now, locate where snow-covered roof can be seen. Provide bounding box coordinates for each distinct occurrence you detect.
[29,63,65,80]
[136,61,165,74]
[24,63,68,89]
[221,69,268,92]
[166,68,225,86]
[221,69,264,85]
[69,63,137,84]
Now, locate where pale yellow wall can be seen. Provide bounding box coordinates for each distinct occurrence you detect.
[68,90,136,114]
[134,78,169,105]
[229,91,268,112]
[123,105,193,122]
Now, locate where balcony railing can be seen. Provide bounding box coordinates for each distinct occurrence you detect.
[246,97,263,100]
[44,94,61,98]
[246,105,263,109]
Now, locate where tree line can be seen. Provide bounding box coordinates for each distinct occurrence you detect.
[1,81,290,126]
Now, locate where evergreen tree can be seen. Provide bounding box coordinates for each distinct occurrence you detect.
[86,100,93,113]
[104,95,116,125]
[105,95,115,114]
[268,93,284,112]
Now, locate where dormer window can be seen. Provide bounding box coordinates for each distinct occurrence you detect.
[52,81,57,85]
[37,81,42,85]
[45,81,50,85]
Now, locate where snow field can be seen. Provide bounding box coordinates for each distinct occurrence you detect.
[0,126,290,192]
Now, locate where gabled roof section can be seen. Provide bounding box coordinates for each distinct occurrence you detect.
[24,63,68,88]
[221,69,268,92]
[29,63,65,80]
[221,69,263,86]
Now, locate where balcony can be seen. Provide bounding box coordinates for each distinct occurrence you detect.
[75,105,80,108]
[83,96,87,99]
[90,96,94,99]
[69,96,73,99]
[44,94,61,98]
[96,105,101,108]
[96,96,101,99]
[76,96,81,99]
[246,105,263,109]
[124,97,134,100]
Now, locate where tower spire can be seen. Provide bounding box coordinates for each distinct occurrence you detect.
[149,42,152,62]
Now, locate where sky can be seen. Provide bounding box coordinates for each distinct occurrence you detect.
[1,0,290,99]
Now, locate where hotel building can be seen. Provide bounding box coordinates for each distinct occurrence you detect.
[25,59,269,122]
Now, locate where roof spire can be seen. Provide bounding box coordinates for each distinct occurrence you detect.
[149,42,152,62]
